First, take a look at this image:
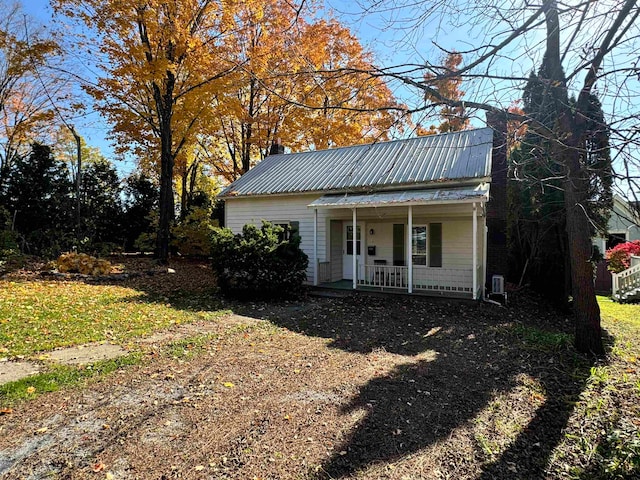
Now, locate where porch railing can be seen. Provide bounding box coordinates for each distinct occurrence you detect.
[612,258,640,301]
[358,264,407,289]
[358,264,473,293]
[318,261,332,283]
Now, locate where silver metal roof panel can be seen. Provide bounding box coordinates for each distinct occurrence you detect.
[308,184,490,209]
[220,128,493,197]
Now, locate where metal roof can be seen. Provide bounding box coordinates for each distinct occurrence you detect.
[307,184,490,209]
[219,128,493,197]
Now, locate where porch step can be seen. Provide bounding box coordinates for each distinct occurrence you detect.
[614,287,640,303]
[308,287,353,298]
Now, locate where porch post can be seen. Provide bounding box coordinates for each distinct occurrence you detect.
[407,205,413,294]
[483,219,488,300]
[352,208,357,290]
[313,208,318,286]
[472,203,478,300]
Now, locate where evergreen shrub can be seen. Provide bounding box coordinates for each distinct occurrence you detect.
[210,222,308,299]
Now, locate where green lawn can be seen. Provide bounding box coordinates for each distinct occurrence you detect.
[0,280,226,357]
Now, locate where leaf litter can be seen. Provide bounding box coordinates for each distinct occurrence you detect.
[0,260,638,479]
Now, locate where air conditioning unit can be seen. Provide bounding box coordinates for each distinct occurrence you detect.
[491,275,505,295]
[489,274,507,304]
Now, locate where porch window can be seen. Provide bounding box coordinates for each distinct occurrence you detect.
[346,225,361,255]
[411,223,442,267]
[412,225,427,265]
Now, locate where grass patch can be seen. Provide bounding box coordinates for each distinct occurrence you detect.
[556,297,640,479]
[512,324,573,351]
[0,280,228,357]
[0,353,142,407]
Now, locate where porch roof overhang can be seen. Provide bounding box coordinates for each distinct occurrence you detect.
[307,184,489,209]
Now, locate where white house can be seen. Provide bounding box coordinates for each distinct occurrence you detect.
[218,126,508,300]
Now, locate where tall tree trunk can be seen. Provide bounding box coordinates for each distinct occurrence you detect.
[180,169,188,220]
[543,0,603,354]
[157,122,174,265]
[561,128,604,354]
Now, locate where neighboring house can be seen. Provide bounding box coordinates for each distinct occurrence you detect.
[218,125,508,300]
[592,195,640,254]
[593,195,640,294]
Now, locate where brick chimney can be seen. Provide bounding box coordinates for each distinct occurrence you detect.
[485,110,508,287]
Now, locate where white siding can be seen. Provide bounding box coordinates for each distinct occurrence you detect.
[225,194,327,283]
[225,196,486,287]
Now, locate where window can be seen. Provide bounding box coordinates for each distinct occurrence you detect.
[606,232,627,250]
[412,225,427,265]
[411,223,442,267]
[272,221,299,242]
[346,225,361,255]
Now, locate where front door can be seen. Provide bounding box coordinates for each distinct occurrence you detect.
[343,222,364,280]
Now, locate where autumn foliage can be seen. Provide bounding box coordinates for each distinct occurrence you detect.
[419,52,468,134]
[52,0,402,262]
[57,252,112,275]
[606,241,640,273]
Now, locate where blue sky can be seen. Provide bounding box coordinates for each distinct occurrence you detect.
[17,1,640,195]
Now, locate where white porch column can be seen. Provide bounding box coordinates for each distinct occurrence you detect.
[352,208,357,290]
[483,222,488,300]
[472,202,478,300]
[313,208,318,286]
[407,205,413,294]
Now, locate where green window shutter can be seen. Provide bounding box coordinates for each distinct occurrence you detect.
[393,224,405,266]
[429,223,442,267]
[290,221,300,241]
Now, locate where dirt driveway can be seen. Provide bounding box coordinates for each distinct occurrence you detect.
[0,292,590,479]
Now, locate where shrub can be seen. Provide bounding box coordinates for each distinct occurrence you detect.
[606,240,640,273]
[210,222,308,299]
[57,252,112,275]
[171,207,217,256]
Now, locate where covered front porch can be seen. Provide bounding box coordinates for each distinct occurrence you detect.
[308,188,489,300]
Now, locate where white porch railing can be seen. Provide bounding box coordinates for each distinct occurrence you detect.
[612,258,640,301]
[358,264,407,289]
[318,261,331,283]
[358,264,473,293]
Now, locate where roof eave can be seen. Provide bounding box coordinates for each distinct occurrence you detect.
[218,176,491,200]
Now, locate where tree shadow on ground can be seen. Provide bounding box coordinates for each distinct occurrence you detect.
[233,292,595,479]
[81,262,598,478]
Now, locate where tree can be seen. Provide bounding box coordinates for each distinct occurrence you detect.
[0,2,59,195]
[203,5,402,181]
[122,173,158,252]
[52,0,236,263]
[419,52,468,134]
[510,70,612,306]
[79,159,124,248]
[4,143,73,255]
[358,0,640,355]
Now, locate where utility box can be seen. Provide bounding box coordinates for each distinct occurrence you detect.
[489,275,507,304]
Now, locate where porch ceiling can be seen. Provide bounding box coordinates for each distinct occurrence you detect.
[307,184,489,209]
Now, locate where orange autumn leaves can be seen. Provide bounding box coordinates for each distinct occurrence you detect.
[52,0,402,184]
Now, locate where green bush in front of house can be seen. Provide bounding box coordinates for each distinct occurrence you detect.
[210,222,309,299]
